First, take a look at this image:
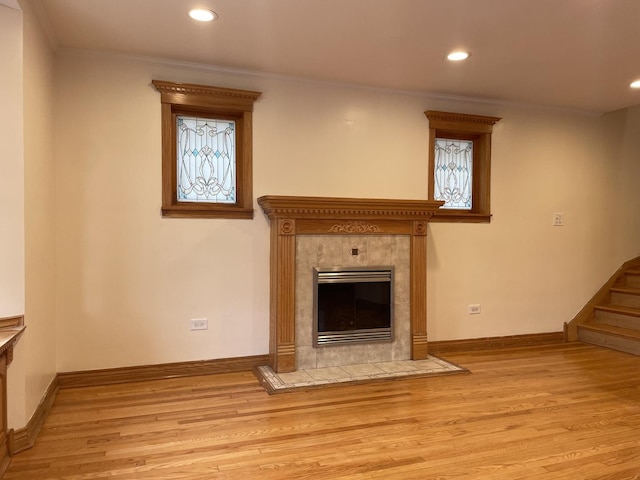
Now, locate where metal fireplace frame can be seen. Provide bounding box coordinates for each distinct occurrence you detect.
[313,266,395,347]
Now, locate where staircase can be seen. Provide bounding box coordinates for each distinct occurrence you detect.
[566,257,640,356]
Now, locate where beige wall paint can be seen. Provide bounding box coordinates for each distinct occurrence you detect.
[617,106,640,259]
[54,56,272,371]
[1,0,57,429]
[0,3,27,429]
[52,52,640,374]
[0,4,24,319]
[428,108,616,340]
[9,0,58,429]
[602,105,640,265]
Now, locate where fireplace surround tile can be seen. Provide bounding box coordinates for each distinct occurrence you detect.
[391,336,411,360]
[394,268,411,305]
[316,343,368,368]
[390,235,411,265]
[366,343,392,363]
[296,345,316,369]
[296,235,410,370]
[341,237,369,265]
[317,239,343,266]
[364,236,393,264]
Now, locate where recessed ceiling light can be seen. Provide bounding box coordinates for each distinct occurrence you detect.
[189,8,217,22]
[447,51,470,62]
[631,79,640,89]
[447,50,471,62]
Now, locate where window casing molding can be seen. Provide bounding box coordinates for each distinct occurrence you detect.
[152,80,262,219]
[425,110,501,223]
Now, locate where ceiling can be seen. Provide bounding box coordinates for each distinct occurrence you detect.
[34,0,640,113]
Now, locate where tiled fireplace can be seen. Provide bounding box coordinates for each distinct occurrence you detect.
[296,236,408,369]
[258,196,443,373]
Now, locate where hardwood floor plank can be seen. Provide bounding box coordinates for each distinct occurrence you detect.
[5,343,640,479]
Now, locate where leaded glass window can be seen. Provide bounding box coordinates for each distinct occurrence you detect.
[425,110,501,223]
[434,138,473,210]
[177,116,236,204]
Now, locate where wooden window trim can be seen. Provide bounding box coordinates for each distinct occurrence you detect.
[152,80,262,219]
[425,110,501,223]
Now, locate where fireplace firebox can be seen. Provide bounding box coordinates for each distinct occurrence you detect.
[313,267,394,346]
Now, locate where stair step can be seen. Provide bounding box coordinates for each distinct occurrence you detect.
[610,287,640,295]
[580,322,640,338]
[594,304,640,317]
[593,304,640,331]
[610,287,640,308]
[578,323,640,356]
[625,269,640,288]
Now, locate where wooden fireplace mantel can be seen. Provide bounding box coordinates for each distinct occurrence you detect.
[257,195,444,373]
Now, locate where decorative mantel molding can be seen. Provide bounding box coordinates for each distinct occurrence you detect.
[257,196,443,373]
[327,221,383,234]
[258,196,444,221]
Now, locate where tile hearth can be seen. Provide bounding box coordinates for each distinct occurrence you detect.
[256,356,468,394]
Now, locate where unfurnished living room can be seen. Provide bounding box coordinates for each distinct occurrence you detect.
[1,0,640,478]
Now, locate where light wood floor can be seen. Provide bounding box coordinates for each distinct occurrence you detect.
[6,343,640,479]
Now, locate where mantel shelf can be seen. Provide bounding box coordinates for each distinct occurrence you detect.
[257,195,444,220]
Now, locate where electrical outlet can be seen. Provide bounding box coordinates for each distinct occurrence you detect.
[468,304,481,315]
[190,318,208,331]
[553,213,564,226]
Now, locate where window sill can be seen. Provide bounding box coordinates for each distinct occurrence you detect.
[161,206,254,219]
[429,211,491,223]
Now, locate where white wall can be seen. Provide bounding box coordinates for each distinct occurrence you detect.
[52,52,639,373]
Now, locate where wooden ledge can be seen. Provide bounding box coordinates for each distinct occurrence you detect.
[429,212,492,223]
[257,195,444,220]
[0,316,25,365]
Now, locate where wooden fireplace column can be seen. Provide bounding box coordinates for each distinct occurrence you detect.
[258,196,443,373]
